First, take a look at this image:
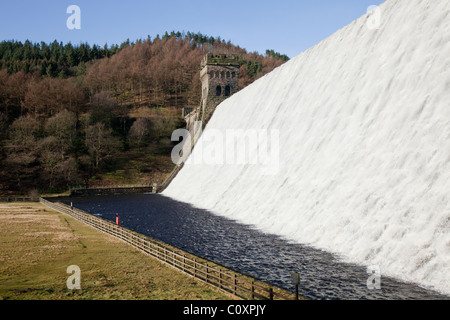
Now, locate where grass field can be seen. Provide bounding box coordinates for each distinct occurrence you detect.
[0,203,232,300]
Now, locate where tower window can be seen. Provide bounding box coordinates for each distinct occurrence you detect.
[226,72,231,78]
[216,86,222,96]
[232,72,236,78]
[225,85,231,96]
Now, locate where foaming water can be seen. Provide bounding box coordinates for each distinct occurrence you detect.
[60,194,448,300]
[164,0,450,295]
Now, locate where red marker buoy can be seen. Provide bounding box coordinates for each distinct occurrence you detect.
[116,216,119,226]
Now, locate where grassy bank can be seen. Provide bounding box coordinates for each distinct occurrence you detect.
[0,202,232,300]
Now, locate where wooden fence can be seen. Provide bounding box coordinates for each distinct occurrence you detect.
[0,197,39,203]
[69,184,152,190]
[39,198,293,300]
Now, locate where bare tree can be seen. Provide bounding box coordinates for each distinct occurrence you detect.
[38,136,61,188]
[150,116,180,141]
[85,123,121,169]
[3,115,41,190]
[92,91,117,110]
[23,78,85,119]
[129,118,150,151]
[45,110,78,156]
[9,115,40,149]
[90,91,117,125]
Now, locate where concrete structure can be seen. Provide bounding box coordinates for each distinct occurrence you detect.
[182,54,240,147]
[199,54,240,125]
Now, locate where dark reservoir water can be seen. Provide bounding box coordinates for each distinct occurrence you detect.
[59,193,448,300]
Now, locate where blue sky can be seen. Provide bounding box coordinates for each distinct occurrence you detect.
[0,0,385,58]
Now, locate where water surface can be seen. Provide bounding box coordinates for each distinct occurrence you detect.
[59,193,448,300]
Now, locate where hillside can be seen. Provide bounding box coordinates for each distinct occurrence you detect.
[0,32,288,194]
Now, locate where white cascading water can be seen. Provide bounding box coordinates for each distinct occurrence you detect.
[164,0,450,295]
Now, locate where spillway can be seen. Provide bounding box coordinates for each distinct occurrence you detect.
[164,0,450,295]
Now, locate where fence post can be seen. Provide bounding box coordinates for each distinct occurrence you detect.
[251,281,255,300]
[234,274,237,296]
[291,271,300,301]
[194,259,197,278]
[269,288,274,300]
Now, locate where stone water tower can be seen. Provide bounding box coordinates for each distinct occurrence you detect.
[200,54,240,125]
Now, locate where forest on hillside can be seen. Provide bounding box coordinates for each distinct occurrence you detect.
[0,32,289,195]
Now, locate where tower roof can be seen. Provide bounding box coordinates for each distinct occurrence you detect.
[201,54,240,68]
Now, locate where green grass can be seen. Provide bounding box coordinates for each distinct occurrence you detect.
[0,203,232,300]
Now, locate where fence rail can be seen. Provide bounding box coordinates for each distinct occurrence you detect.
[0,197,39,203]
[39,198,293,300]
[69,184,152,190]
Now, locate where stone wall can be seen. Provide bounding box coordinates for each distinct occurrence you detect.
[200,54,240,125]
[70,187,154,196]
